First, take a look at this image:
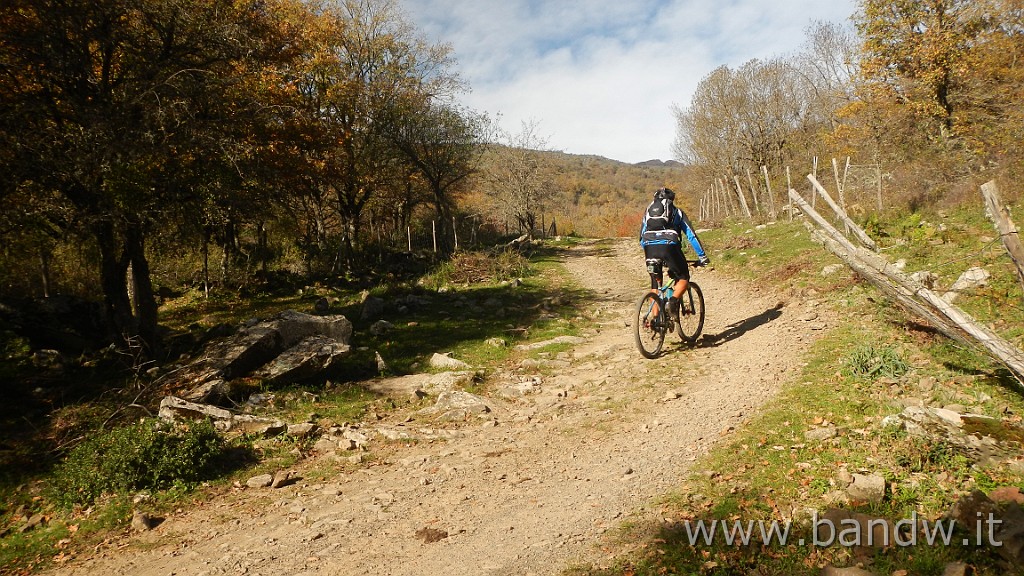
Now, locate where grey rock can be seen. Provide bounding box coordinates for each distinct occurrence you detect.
[895,406,1022,466]
[911,270,938,289]
[341,428,370,450]
[159,395,233,423]
[169,310,353,403]
[846,473,885,503]
[159,395,285,434]
[421,390,490,419]
[287,422,319,438]
[429,353,471,370]
[246,474,274,488]
[821,264,845,277]
[361,296,385,322]
[253,335,350,385]
[313,437,340,453]
[363,371,475,399]
[370,320,394,337]
[131,511,156,532]
[942,267,990,303]
[270,471,293,488]
[805,427,838,441]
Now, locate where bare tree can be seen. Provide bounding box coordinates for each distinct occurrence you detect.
[673,59,808,177]
[794,20,860,136]
[481,120,555,238]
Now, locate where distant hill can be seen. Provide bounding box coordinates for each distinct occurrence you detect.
[633,159,686,168]
[519,149,695,237]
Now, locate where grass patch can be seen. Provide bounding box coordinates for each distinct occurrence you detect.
[843,343,912,380]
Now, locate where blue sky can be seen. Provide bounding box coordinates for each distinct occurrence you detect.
[397,0,857,164]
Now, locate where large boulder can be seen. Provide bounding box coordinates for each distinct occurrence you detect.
[254,335,350,385]
[168,311,352,403]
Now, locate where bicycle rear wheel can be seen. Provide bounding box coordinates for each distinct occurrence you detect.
[676,282,705,344]
[634,292,666,358]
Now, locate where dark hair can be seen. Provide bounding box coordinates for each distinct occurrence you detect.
[655,187,675,201]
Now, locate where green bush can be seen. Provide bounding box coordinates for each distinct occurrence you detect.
[49,418,226,509]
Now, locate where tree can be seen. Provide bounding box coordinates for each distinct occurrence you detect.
[855,0,980,143]
[0,0,300,353]
[794,21,861,150]
[672,59,808,177]
[482,120,555,238]
[391,99,489,254]
[297,0,459,269]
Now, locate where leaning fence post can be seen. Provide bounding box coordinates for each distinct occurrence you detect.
[981,181,1024,294]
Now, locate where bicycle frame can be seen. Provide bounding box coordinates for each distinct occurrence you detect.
[635,258,706,357]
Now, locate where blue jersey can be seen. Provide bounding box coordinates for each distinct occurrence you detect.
[639,201,707,259]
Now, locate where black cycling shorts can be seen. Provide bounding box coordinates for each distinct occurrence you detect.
[644,243,689,288]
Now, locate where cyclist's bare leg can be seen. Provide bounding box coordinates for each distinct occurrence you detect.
[649,273,663,315]
[670,278,688,313]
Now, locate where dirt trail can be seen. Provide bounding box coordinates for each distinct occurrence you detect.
[54,237,833,576]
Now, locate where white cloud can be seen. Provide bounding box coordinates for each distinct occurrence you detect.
[398,0,855,163]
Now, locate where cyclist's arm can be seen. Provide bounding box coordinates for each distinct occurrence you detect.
[678,210,707,260]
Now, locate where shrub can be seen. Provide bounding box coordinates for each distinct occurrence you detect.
[423,248,530,287]
[844,343,911,379]
[49,418,226,509]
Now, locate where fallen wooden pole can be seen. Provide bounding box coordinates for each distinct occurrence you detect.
[789,189,1024,385]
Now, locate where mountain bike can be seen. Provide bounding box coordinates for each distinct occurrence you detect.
[633,259,706,358]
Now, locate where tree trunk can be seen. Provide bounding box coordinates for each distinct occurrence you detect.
[125,221,159,355]
[202,227,211,298]
[39,247,52,298]
[95,220,135,348]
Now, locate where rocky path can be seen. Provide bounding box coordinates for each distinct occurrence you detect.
[55,237,832,576]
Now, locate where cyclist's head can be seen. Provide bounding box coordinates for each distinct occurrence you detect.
[655,187,675,201]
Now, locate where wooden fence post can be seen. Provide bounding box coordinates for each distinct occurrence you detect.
[875,164,883,211]
[807,174,878,251]
[761,165,777,219]
[811,157,818,208]
[786,166,793,221]
[732,175,752,219]
[790,188,1024,385]
[746,168,761,215]
[981,180,1024,293]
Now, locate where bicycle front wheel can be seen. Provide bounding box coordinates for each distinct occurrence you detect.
[634,292,666,358]
[676,282,705,344]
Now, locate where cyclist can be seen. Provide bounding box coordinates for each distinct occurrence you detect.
[639,187,710,317]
